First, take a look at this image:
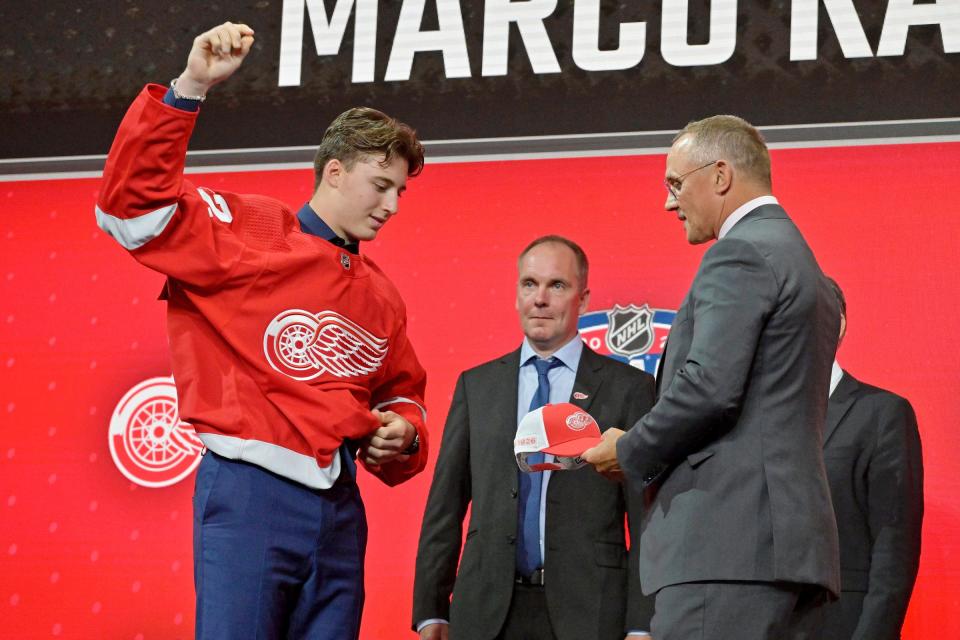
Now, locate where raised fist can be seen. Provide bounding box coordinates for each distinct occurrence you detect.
[175,21,255,98]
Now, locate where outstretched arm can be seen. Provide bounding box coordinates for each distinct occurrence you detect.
[95,22,256,283]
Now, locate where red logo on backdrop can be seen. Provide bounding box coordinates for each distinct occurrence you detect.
[108,377,203,488]
[263,309,388,381]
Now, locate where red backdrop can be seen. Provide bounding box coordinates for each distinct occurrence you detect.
[2,142,959,638]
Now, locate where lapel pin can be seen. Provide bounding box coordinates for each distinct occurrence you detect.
[573,391,588,400]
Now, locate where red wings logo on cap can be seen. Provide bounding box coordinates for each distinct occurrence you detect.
[263,309,388,381]
[565,411,593,431]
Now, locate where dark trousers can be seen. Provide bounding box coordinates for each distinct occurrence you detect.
[193,451,367,639]
[817,591,865,640]
[651,581,827,640]
[495,583,558,640]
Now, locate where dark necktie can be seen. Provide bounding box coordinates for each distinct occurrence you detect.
[517,357,562,577]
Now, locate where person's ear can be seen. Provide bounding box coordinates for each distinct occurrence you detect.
[323,158,344,188]
[714,160,732,194]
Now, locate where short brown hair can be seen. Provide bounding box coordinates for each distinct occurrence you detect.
[518,235,589,291]
[676,115,771,189]
[313,107,425,190]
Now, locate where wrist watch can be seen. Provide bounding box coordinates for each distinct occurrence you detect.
[402,433,420,455]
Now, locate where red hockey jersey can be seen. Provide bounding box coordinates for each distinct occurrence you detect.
[96,84,428,488]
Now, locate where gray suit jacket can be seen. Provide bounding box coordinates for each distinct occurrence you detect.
[819,372,923,640]
[413,345,656,640]
[617,204,842,595]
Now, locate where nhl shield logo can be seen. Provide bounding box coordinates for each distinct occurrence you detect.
[605,304,654,357]
[578,303,676,375]
[340,253,351,270]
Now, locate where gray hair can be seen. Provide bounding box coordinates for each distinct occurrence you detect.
[675,115,772,189]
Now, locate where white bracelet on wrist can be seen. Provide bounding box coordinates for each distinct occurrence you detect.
[170,78,206,102]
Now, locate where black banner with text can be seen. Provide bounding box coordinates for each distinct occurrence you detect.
[2,0,957,160]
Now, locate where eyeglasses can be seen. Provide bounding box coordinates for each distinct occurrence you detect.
[663,161,717,200]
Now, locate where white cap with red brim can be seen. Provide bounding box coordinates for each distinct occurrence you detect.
[514,402,602,472]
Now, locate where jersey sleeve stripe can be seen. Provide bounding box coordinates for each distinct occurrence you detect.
[95,203,177,250]
[373,396,428,423]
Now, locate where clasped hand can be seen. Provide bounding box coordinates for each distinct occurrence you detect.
[357,409,416,468]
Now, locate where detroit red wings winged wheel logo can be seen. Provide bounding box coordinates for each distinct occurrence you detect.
[108,377,203,488]
[565,411,593,431]
[263,309,388,381]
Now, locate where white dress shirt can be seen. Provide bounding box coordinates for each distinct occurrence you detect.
[829,360,843,398]
[518,335,584,561]
[718,195,780,239]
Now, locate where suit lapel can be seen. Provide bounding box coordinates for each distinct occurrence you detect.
[657,289,693,397]
[824,371,858,447]
[570,346,603,414]
[654,338,668,397]
[497,349,522,440]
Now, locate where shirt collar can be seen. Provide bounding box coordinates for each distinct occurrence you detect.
[828,360,844,397]
[296,203,359,254]
[718,195,779,239]
[519,334,583,371]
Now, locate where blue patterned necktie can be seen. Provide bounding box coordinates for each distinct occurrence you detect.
[517,356,562,577]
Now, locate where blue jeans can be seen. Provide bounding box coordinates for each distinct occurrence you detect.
[193,450,366,639]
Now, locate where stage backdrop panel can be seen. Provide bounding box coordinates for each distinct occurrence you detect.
[3,0,958,168]
[2,141,959,638]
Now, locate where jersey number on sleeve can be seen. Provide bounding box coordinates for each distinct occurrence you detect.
[197,188,234,224]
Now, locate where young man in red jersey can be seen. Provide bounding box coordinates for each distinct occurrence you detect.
[96,22,428,639]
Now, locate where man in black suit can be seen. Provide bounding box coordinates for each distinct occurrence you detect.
[584,115,841,639]
[413,235,655,640]
[817,278,923,640]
